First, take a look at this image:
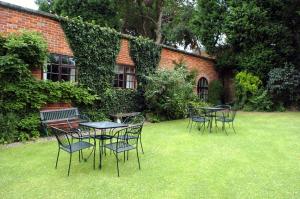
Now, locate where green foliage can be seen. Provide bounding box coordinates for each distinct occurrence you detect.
[36,0,120,29]
[129,36,162,87]
[0,30,97,143]
[0,35,6,56]
[60,17,120,94]
[144,67,197,120]
[0,113,19,144]
[0,55,31,82]
[4,31,48,69]
[234,71,262,108]
[208,80,223,105]
[244,89,274,112]
[195,0,300,85]
[267,64,300,105]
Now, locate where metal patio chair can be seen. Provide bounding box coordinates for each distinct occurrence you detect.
[188,107,210,133]
[51,126,95,176]
[100,125,142,177]
[123,114,145,153]
[216,109,237,135]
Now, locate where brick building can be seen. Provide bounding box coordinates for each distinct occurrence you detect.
[0,1,220,101]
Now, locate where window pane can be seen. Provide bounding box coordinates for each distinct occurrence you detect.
[61,56,69,64]
[49,54,59,64]
[61,67,70,75]
[51,74,59,82]
[61,75,70,81]
[69,58,75,66]
[52,65,59,73]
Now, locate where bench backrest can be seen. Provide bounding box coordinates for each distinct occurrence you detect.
[40,108,79,123]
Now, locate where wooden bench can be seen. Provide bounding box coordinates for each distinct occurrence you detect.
[40,108,79,135]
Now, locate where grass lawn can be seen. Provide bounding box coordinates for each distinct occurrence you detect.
[0,112,299,199]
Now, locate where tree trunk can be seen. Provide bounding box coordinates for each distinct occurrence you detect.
[155,0,163,44]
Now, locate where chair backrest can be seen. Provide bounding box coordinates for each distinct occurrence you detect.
[114,124,143,146]
[124,114,145,125]
[50,126,72,148]
[215,104,231,118]
[67,114,90,130]
[188,107,205,118]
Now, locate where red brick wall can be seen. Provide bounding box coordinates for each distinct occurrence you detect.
[159,48,218,87]
[116,39,135,66]
[0,6,73,57]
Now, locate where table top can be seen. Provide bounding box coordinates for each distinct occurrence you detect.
[200,107,226,111]
[80,121,128,129]
[110,112,141,118]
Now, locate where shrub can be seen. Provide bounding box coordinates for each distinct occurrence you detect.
[145,67,197,120]
[0,35,6,56]
[244,89,274,111]
[208,80,223,105]
[5,30,48,69]
[234,71,262,108]
[0,113,19,144]
[267,64,300,105]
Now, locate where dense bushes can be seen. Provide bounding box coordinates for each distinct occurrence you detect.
[144,66,197,120]
[208,80,223,105]
[234,71,262,109]
[267,64,300,106]
[0,31,97,143]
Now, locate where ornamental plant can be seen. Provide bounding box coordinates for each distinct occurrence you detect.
[234,71,262,108]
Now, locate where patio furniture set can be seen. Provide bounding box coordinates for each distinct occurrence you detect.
[40,108,145,177]
[187,105,237,134]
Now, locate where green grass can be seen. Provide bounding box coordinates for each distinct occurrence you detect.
[0,112,300,199]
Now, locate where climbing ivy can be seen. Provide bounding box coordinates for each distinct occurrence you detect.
[60,17,121,94]
[129,36,162,88]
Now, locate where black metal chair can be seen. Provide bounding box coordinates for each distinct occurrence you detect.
[188,107,210,133]
[123,114,145,153]
[67,114,95,161]
[51,126,95,176]
[214,104,231,126]
[100,125,142,177]
[216,109,237,135]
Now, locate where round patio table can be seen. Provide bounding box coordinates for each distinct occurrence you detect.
[200,107,226,133]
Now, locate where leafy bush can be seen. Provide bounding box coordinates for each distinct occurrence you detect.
[4,31,48,69]
[0,35,6,56]
[267,64,300,105]
[244,89,274,111]
[0,113,19,144]
[234,71,262,108]
[208,80,223,105]
[145,67,196,120]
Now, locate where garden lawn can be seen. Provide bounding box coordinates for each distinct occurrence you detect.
[0,112,299,199]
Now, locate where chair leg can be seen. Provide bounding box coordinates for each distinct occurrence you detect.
[189,121,193,132]
[187,118,191,128]
[224,123,228,136]
[136,147,141,170]
[55,148,60,169]
[139,135,144,154]
[68,153,72,176]
[123,151,126,163]
[116,153,120,177]
[232,122,236,134]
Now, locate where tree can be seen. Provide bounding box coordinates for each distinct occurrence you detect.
[36,0,121,29]
[194,0,300,82]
